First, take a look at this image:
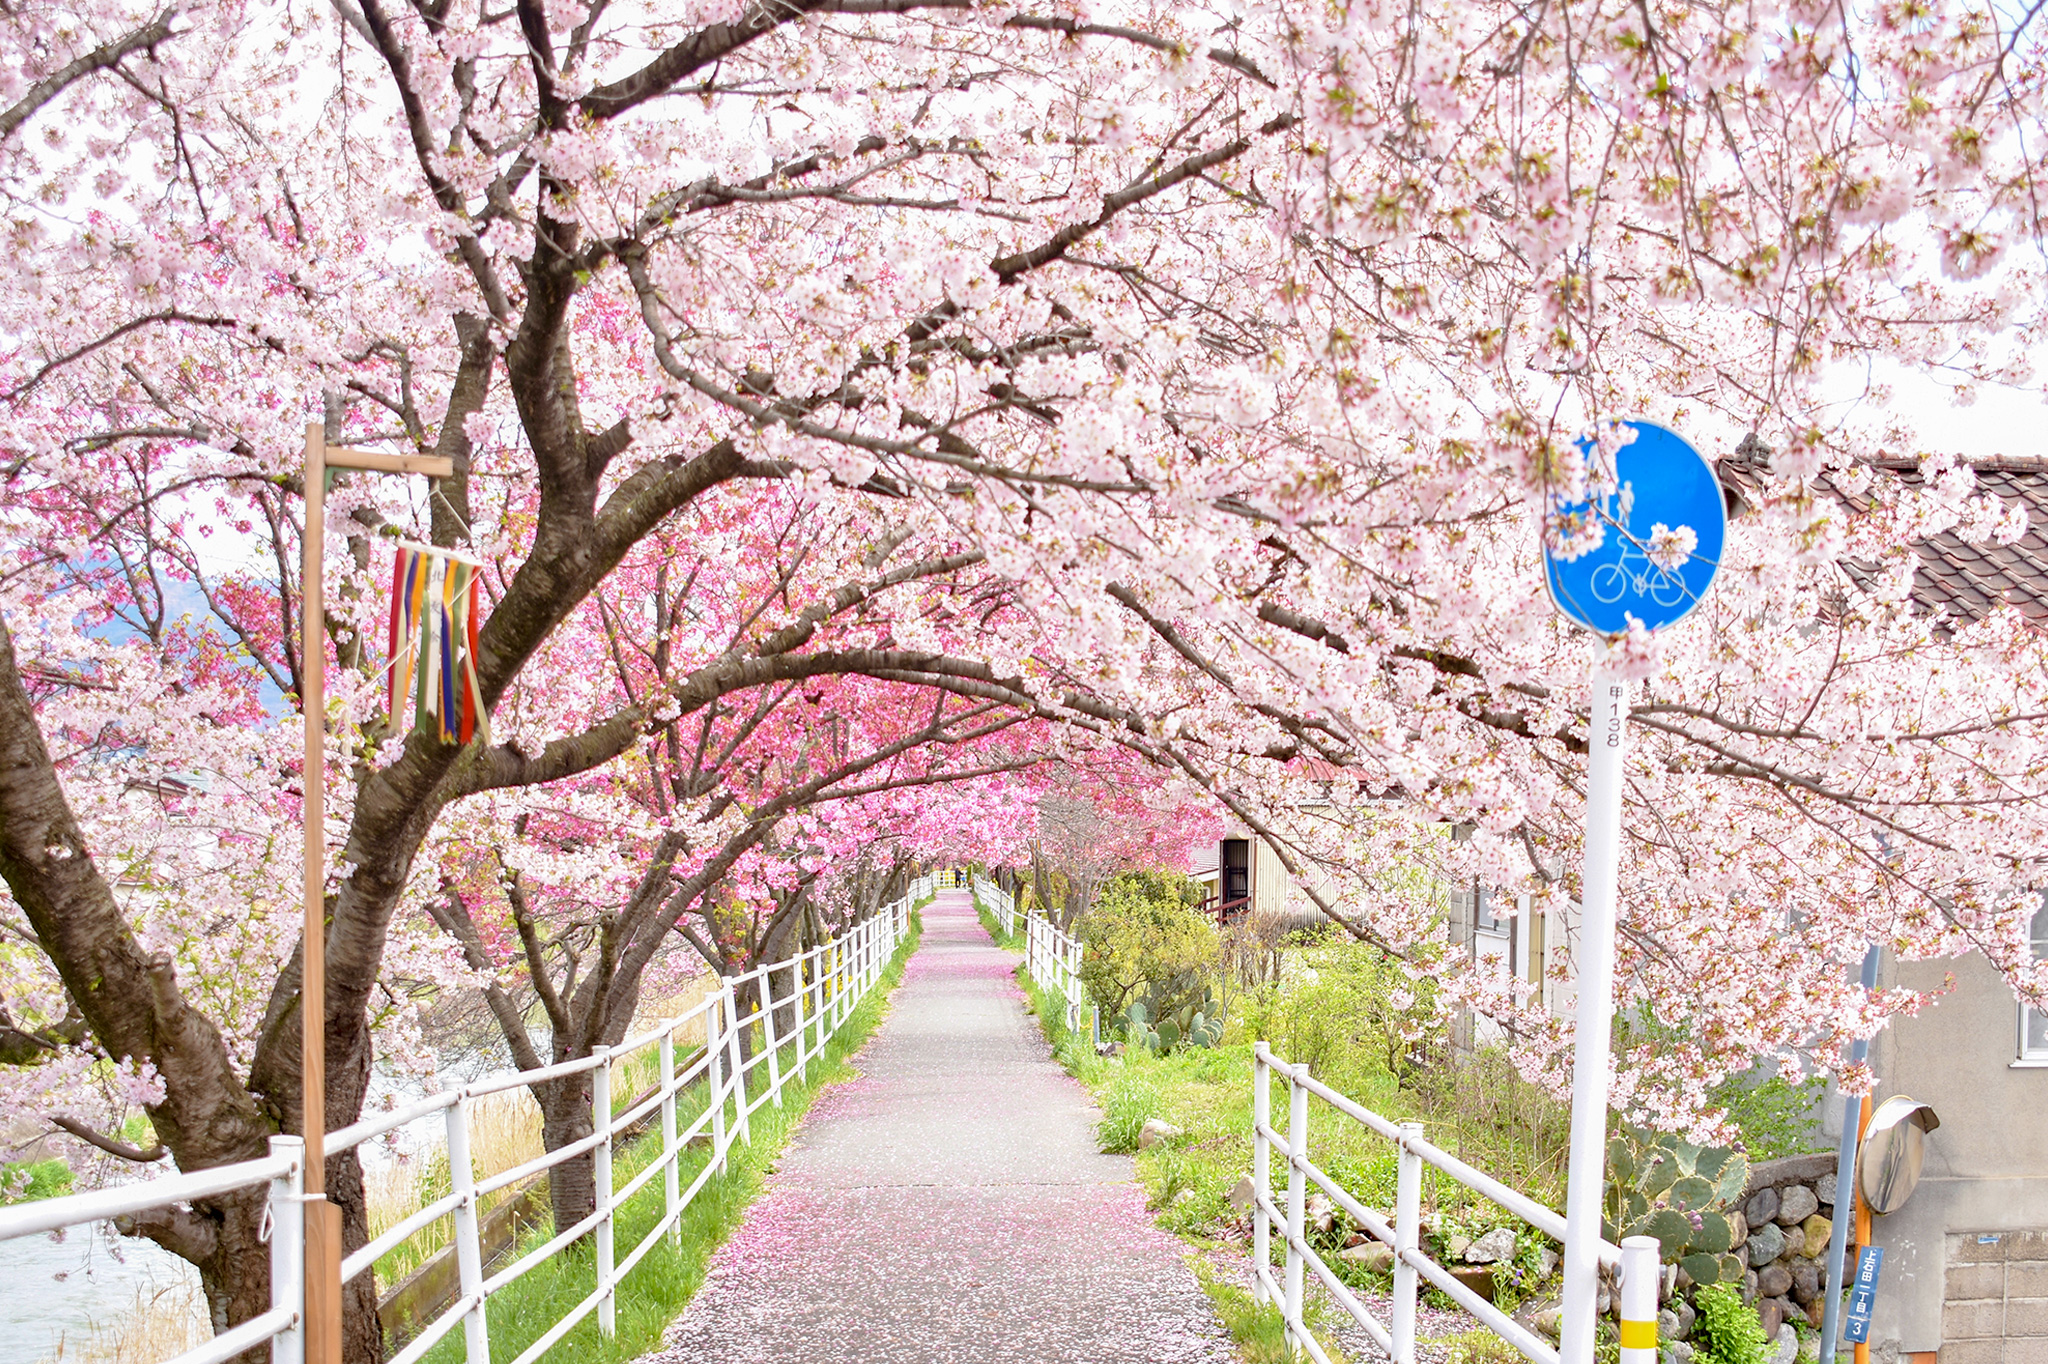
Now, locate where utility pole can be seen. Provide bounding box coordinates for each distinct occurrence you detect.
[1819,947,1883,1363]
[301,422,452,1364]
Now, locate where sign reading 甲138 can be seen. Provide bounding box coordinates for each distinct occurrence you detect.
[1542,421,1727,637]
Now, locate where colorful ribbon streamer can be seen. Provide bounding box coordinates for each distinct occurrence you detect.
[385,545,487,745]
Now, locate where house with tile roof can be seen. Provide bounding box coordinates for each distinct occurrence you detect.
[1720,443,2048,1364]
[1206,441,2048,1364]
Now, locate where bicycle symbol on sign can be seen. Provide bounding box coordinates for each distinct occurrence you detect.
[1588,480,1688,608]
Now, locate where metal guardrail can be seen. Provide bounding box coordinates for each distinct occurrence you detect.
[1001,880,1083,1033]
[1254,1043,1657,1364]
[971,875,1016,938]
[0,878,932,1364]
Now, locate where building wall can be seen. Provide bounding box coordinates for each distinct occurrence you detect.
[1254,837,1291,919]
[1869,949,2048,1355]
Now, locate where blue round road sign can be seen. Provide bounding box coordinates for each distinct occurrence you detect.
[1541,421,1725,635]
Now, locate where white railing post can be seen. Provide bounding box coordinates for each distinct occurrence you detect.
[793,954,810,1084]
[726,985,751,1145]
[1620,1235,1661,1364]
[445,1096,492,1363]
[1283,1063,1310,1354]
[805,948,819,1055]
[1252,1045,1272,1305]
[593,1048,616,1337]
[708,1000,729,1171]
[762,967,784,1108]
[660,1027,680,1243]
[1067,937,1082,1032]
[1392,1119,1425,1364]
[268,1135,306,1364]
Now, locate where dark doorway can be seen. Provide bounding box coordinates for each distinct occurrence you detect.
[1222,839,1250,909]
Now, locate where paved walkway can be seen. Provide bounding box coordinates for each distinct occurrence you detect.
[645,889,1234,1364]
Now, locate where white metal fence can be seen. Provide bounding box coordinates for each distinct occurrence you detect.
[1015,886,1084,1033]
[971,874,1016,938]
[0,880,931,1364]
[1254,1043,1657,1364]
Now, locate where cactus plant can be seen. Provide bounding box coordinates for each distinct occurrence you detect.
[1601,1123,1749,1287]
[1120,1000,1163,1052]
[1118,994,1222,1052]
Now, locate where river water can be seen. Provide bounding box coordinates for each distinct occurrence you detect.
[2,1223,203,1362]
[3,1061,511,1361]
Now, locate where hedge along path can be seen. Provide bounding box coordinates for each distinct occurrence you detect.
[643,888,1234,1364]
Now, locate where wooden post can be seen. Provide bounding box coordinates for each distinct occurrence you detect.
[300,422,343,1364]
[298,423,453,1361]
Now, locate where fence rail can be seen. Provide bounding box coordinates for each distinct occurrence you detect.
[972,875,1017,939]
[0,877,933,1364]
[995,877,1083,1033]
[1254,1044,1656,1364]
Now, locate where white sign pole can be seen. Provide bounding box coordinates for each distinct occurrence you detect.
[1559,667,1630,1364]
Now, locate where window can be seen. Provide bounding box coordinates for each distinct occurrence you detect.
[2024,904,2048,1061]
[1473,882,1503,934]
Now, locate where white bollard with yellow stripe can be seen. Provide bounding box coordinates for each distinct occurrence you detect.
[1619,1235,1662,1364]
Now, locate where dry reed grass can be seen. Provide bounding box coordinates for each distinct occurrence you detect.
[38,1282,207,1364]
[364,970,717,1286]
[632,972,720,1049]
[366,1086,546,1282]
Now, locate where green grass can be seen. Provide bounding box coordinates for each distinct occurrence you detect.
[1013,961,1561,1261]
[1007,946,1568,1362]
[0,1157,74,1202]
[416,909,924,1364]
[972,889,1026,951]
[1197,1261,1324,1364]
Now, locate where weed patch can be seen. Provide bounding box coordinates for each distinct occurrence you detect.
[412,912,923,1364]
[1196,1260,1349,1364]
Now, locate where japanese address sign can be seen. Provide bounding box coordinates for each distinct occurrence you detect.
[1844,1245,1885,1344]
[1542,420,1727,636]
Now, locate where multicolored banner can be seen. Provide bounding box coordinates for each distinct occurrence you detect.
[386,545,487,745]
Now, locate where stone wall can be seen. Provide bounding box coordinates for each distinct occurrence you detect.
[1666,1153,1846,1350]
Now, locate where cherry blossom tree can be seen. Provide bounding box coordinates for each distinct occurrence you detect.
[420,666,1046,1227]
[2,0,2047,1351]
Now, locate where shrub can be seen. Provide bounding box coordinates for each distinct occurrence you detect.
[1714,1072,1828,1161]
[1235,936,1440,1095]
[1692,1283,1771,1364]
[1077,870,1218,1023]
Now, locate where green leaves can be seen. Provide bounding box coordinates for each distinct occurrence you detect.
[1669,1175,1716,1211]
[1602,1123,1750,1272]
[1629,1207,1695,1258]
[1691,1211,1734,1255]
[1679,1252,1724,1286]
[1608,1136,1637,1185]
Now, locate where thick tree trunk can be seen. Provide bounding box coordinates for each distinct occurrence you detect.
[333,1150,384,1364]
[0,618,290,1362]
[535,1074,598,1234]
